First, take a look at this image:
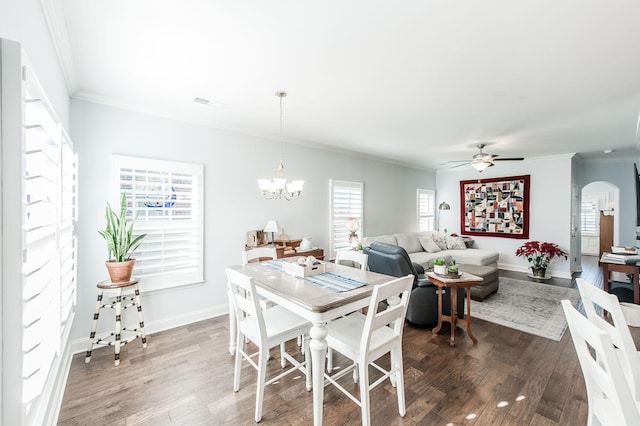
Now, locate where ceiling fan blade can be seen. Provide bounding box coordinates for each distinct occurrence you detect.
[447,159,472,164]
[449,162,470,169]
[493,157,524,161]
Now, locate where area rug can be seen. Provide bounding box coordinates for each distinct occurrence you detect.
[470,277,580,341]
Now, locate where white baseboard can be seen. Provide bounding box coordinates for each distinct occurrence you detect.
[70,303,229,355]
[498,262,572,280]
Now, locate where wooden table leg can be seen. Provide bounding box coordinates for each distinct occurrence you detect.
[465,287,478,344]
[449,287,458,346]
[432,286,444,335]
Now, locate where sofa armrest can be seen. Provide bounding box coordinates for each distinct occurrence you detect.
[412,262,425,275]
[415,275,433,287]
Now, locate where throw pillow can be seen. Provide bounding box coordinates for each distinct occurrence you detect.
[431,232,448,251]
[445,235,467,250]
[419,235,441,253]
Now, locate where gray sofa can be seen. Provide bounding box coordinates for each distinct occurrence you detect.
[362,231,500,300]
[361,231,499,270]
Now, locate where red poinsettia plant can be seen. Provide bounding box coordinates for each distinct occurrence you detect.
[515,241,568,269]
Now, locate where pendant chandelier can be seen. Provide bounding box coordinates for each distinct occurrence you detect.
[257,91,304,200]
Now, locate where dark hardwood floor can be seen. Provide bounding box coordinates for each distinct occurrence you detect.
[58,256,639,425]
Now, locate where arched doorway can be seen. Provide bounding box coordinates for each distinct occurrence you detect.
[580,181,619,256]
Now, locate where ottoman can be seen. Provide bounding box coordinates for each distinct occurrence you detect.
[458,264,499,301]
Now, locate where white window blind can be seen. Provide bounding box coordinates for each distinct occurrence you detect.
[417,189,435,232]
[21,66,78,412]
[329,180,363,256]
[112,155,204,291]
[581,200,597,235]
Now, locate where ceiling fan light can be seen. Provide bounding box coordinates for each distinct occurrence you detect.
[471,161,491,172]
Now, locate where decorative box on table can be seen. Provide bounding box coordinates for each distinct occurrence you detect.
[283,259,326,277]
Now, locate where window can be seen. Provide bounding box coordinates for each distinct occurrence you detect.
[581,199,598,235]
[112,155,204,291]
[329,180,363,256]
[417,189,435,232]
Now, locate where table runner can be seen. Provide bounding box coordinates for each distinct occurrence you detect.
[260,260,366,292]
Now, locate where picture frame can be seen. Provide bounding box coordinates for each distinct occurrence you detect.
[460,175,530,239]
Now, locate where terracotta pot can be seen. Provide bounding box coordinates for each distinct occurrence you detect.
[105,259,135,283]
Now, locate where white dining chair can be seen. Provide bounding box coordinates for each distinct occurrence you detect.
[335,249,368,271]
[323,274,414,426]
[326,248,369,372]
[242,246,278,264]
[226,267,311,423]
[576,277,640,402]
[228,247,279,355]
[561,300,640,425]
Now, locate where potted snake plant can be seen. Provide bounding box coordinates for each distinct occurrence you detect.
[99,193,146,283]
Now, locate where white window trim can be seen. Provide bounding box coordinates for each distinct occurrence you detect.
[329,179,364,258]
[417,189,435,232]
[112,155,204,292]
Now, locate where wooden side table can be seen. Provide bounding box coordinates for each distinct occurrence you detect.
[427,271,483,346]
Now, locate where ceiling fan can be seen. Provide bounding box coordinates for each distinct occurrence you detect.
[449,143,524,172]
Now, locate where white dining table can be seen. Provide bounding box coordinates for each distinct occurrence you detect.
[227,261,398,426]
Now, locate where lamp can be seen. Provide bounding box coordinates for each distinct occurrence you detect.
[258,91,304,200]
[471,160,491,172]
[438,201,450,233]
[263,220,280,245]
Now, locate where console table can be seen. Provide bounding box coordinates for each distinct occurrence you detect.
[601,257,640,304]
[245,240,324,260]
[273,238,324,259]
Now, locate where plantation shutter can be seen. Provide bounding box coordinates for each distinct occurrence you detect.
[581,200,597,235]
[112,155,204,291]
[5,39,80,423]
[417,189,435,232]
[329,180,363,256]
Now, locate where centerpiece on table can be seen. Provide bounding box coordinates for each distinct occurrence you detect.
[515,240,567,278]
[99,193,146,283]
[346,217,361,249]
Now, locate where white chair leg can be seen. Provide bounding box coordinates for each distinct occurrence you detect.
[359,363,371,426]
[255,347,269,423]
[228,290,237,355]
[280,342,286,368]
[393,347,406,416]
[353,361,359,383]
[233,336,243,392]
[327,348,333,373]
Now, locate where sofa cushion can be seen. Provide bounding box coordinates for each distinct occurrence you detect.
[445,235,467,250]
[394,232,423,254]
[446,249,499,266]
[419,234,441,253]
[428,232,447,250]
[409,251,452,268]
[361,234,397,248]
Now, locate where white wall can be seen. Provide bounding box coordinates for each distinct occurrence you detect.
[68,99,436,343]
[436,155,574,279]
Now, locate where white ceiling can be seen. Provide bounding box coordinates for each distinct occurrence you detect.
[50,0,640,170]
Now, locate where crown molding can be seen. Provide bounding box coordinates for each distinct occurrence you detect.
[40,0,78,95]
